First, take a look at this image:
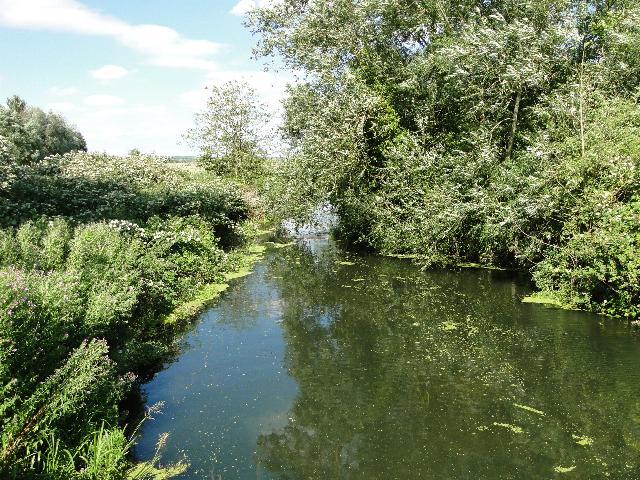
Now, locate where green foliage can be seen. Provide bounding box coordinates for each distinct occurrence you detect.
[0,152,248,229]
[253,0,640,317]
[184,81,269,181]
[0,90,253,477]
[534,199,640,317]
[0,95,86,165]
[529,95,640,317]
[0,214,243,477]
[1,339,127,475]
[0,147,252,477]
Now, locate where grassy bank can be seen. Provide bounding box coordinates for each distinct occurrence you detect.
[0,152,262,478]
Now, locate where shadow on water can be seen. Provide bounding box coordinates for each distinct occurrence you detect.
[137,238,640,479]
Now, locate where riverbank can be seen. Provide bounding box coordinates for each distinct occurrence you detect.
[0,153,264,478]
[163,241,269,328]
[382,252,606,318]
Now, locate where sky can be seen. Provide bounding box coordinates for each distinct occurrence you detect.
[0,0,289,155]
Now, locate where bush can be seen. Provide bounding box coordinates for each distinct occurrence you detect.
[0,212,242,477]
[0,97,250,477]
[0,152,249,230]
[534,199,640,317]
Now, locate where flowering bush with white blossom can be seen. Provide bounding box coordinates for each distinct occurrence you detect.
[0,151,248,230]
[0,148,251,477]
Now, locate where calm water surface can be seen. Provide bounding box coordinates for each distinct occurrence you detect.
[137,239,640,479]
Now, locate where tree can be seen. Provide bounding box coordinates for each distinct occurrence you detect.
[250,0,640,315]
[0,95,86,165]
[183,81,269,181]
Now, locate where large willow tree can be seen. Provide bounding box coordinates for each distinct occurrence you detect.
[251,0,640,317]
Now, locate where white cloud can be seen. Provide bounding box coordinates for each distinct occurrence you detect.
[74,104,194,155]
[230,0,283,16]
[46,101,76,112]
[90,64,128,81]
[42,100,187,154]
[87,104,168,119]
[230,0,256,16]
[49,86,78,96]
[0,0,222,70]
[84,94,125,107]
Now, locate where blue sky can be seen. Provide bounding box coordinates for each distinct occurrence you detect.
[0,0,289,154]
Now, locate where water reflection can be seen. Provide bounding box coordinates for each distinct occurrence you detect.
[138,239,640,479]
[258,239,640,479]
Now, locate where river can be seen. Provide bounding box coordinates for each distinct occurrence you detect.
[136,238,640,479]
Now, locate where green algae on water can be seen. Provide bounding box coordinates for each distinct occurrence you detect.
[493,422,524,434]
[163,282,229,326]
[265,241,295,249]
[572,434,594,446]
[440,320,459,331]
[522,294,565,307]
[514,403,545,416]
[554,465,577,473]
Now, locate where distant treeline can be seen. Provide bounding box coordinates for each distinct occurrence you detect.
[253,0,640,318]
[168,155,197,163]
[0,95,86,164]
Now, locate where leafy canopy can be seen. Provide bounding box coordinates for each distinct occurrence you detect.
[183,81,269,181]
[0,95,86,165]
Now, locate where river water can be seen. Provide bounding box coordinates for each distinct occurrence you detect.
[137,238,640,479]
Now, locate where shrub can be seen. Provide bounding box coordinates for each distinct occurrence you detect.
[534,199,640,317]
[0,152,249,229]
[0,211,243,477]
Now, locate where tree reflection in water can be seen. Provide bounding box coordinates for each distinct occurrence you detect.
[256,239,640,479]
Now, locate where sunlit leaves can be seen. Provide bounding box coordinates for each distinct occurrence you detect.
[184,81,269,181]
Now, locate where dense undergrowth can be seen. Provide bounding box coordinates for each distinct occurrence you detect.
[252,0,640,318]
[0,145,252,477]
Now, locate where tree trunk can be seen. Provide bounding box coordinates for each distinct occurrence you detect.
[506,89,522,161]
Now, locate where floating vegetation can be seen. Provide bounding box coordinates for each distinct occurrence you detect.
[554,465,577,473]
[493,423,524,434]
[440,320,459,331]
[572,434,594,446]
[514,403,545,416]
[521,294,565,307]
[163,283,229,326]
[265,241,295,249]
